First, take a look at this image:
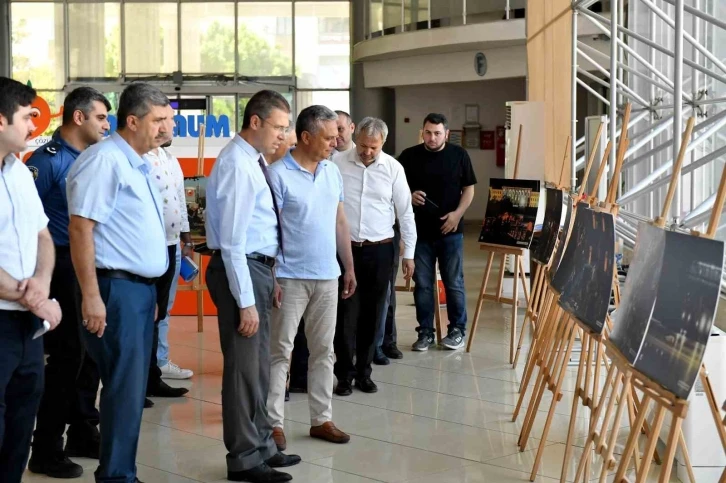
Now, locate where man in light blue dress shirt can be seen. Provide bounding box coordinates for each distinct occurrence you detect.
[266,106,357,450]
[0,76,62,483]
[66,83,170,483]
[205,90,301,483]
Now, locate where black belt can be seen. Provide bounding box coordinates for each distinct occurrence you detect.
[351,238,393,247]
[211,251,276,268]
[96,269,159,285]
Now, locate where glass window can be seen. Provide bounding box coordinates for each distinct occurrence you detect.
[11,3,66,89]
[238,3,293,77]
[211,95,236,133]
[294,2,350,89]
[369,0,383,36]
[383,0,402,31]
[181,2,235,73]
[295,90,349,115]
[404,0,429,29]
[237,92,293,126]
[68,3,121,79]
[124,3,179,74]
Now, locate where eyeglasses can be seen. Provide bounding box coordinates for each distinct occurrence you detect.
[262,118,292,135]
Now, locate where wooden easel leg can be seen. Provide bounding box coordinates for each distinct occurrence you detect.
[561,332,590,483]
[614,394,653,482]
[510,255,520,364]
[701,365,726,449]
[530,321,577,481]
[633,405,666,483]
[518,256,530,306]
[514,264,542,368]
[678,430,697,483]
[495,253,506,301]
[598,372,632,483]
[658,414,684,483]
[519,289,554,391]
[466,251,494,353]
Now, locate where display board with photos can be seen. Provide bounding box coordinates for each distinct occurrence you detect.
[610,223,724,399]
[553,206,616,334]
[479,178,541,248]
[184,176,208,239]
[531,187,568,264]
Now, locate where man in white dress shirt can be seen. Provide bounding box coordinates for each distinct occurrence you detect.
[332,117,417,395]
[0,76,63,483]
[330,110,355,162]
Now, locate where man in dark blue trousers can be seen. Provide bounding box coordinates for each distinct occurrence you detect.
[0,77,63,483]
[27,86,111,479]
[67,83,170,483]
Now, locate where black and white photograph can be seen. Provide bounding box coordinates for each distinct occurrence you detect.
[609,223,666,363]
[555,207,616,334]
[633,231,724,399]
[532,187,566,265]
[479,178,541,248]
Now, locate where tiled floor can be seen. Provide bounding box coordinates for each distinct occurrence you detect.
[23,228,681,482]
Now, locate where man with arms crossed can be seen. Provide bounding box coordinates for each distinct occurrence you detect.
[205,90,301,483]
[27,87,111,479]
[266,106,357,452]
[398,113,477,351]
[0,76,62,483]
[67,83,170,483]
[332,117,415,395]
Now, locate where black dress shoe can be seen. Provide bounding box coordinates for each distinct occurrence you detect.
[334,380,352,396]
[228,463,292,482]
[147,380,189,398]
[284,389,290,402]
[65,435,100,460]
[373,349,390,366]
[355,377,378,393]
[382,344,403,360]
[28,452,84,478]
[265,452,301,468]
[144,397,155,408]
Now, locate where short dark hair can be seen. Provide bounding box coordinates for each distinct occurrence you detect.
[0,77,36,125]
[242,90,291,129]
[296,105,337,139]
[423,113,449,130]
[117,83,169,129]
[62,87,112,124]
[335,110,352,123]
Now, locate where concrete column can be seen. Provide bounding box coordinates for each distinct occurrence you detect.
[350,0,397,155]
[0,0,11,78]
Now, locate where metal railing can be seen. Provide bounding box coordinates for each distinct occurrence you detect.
[364,0,524,39]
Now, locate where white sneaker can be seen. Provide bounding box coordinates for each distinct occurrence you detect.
[159,361,194,380]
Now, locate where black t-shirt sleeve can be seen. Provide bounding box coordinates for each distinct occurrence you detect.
[460,149,477,187]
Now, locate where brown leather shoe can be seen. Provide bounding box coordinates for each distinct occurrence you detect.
[272,427,287,451]
[309,421,350,444]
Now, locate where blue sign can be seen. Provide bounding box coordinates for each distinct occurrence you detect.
[107,114,231,138]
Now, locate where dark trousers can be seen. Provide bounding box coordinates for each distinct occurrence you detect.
[289,319,308,389]
[32,247,100,457]
[81,277,155,483]
[413,234,467,336]
[334,242,394,382]
[148,244,177,392]
[206,254,277,472]
[376,225,400,350]
[0,310,44,483]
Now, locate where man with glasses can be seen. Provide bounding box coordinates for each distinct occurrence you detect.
[205,90,301,483]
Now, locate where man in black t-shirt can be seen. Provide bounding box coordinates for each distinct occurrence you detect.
[398,113,477,351]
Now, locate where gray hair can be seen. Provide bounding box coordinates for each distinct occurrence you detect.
[117,83,169,129]
[296,105,338,138]
[355,117,388,143]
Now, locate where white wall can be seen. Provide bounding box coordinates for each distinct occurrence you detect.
[364,45,526,88]
[394,77,527,222]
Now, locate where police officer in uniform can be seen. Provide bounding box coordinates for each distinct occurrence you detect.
[0,77,63,483]
[26,87,111,479]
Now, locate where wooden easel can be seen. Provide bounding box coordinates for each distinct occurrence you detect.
[516,105,633,480]
[571,117,726,483]
[176,124,208,332]
[467,125,531,361]
[512,124,604,367]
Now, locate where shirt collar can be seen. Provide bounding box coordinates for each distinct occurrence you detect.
[282,151,328,176]
[1,153,18,172]
[111,132,149,171]
[52,129,81,157]
[232,134,264,163]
